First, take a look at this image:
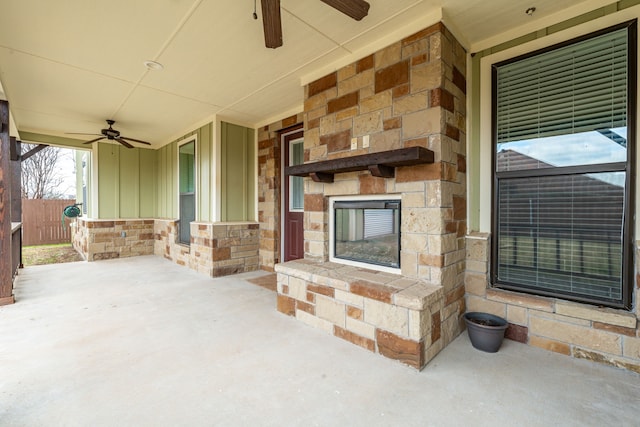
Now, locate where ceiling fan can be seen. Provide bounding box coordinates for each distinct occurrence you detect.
[66,120,152,149]
[260,0,370,49]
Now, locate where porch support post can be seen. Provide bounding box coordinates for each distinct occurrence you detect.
[9,136,19,161]
[0,100,14,305]
[10,138,21,222]
[10,138,22,269]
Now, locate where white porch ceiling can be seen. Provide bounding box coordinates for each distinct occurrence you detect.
[0,0,610,148]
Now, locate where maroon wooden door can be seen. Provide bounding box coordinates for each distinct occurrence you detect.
[284,129,304,261]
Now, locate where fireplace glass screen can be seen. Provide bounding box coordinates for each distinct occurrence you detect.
[333,200,400,268]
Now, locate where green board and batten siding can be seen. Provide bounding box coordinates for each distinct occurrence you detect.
[197,123,212,221]
[118,147,139,218]
[220,122,255,221]
[139,148,156,217]
[155,139,177,219]
[97,143,119,218]
[97,144,156,219]
[94,120,254,221]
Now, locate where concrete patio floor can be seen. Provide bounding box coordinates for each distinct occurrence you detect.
[1,256,639,426]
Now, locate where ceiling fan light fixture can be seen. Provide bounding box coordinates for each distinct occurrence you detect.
[143,60,164,71]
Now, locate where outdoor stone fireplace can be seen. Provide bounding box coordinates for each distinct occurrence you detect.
[330,196,401,272]
[275,22,468,369]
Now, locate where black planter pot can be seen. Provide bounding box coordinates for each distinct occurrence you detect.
[464,312,508,353]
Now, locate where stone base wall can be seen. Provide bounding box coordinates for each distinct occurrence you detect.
[153,219,189,266]
[276,260,461,370]
[72,218,154,261]
[154,219,259,277]
[465,232,640,374]
[71,218,259,278]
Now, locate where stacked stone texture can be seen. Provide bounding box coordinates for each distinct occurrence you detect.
[276,260,444,369]
[154,219,259,277]
[73,218,154,261]
[276,23,468,369]
[302,23,466,285]
[465,232,640,373]
[257,113,304,271]
[73,218,259,277]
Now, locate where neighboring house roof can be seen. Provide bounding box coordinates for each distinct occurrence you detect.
[496,149,624,239]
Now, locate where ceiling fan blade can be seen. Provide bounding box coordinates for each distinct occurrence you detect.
[83,136,105,144]
[120,136,152,146]
[261,0,283,49]
[320,0,370,21]
[66,132,102,136]
[116,138,134,149]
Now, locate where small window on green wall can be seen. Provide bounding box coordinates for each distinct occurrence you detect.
[179,140,196,244]
[179,142,195,193]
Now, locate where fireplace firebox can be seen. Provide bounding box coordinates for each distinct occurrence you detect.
[330,196,401,272]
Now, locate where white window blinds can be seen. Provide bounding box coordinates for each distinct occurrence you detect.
[496,28,628,143]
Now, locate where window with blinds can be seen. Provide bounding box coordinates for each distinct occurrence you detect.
[492,22,636,308]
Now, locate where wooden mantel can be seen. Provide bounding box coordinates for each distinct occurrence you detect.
[285,146,434,183]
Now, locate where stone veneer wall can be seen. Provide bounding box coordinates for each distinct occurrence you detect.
[303,22,466,281]
[276,260,444,369]
[277,22,467,368]
[72,218,154,261]
[465,232,640,373]
[72,218,259,278]
[154,219,259,277]
[257,113,304,271]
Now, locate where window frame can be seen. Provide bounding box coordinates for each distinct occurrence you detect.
[178,136,198,245]
[490,20,637,309]
[288,136,305,213]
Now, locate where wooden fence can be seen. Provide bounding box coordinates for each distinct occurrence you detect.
[22,199,76,246]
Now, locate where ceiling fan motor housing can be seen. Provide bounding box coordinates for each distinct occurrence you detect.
[102,120,120,139]
[102,129,120,139]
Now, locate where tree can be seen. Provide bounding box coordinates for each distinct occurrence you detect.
[21,144,71,199]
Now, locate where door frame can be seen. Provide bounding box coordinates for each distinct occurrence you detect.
[280,124,304,262]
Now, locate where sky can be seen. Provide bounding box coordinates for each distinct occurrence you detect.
[53,147,77,199]
[497,127,627,187]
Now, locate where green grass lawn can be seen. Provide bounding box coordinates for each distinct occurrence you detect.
[22,243,84,266]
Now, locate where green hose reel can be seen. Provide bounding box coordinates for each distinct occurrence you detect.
[62,203,82,228]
